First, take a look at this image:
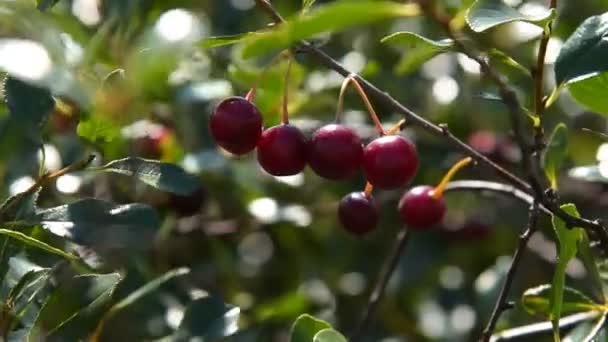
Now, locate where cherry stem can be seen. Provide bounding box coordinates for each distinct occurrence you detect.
[281,56,293,125]
[247,50,289,102]
[432,157,473,199]
[386,119,406,135]
[363,182,374,199]
[335,74,385,135]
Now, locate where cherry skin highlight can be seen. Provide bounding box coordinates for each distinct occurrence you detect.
[338,192,379,236]
[398,185,446,230]
[309,124,363,179]
[362,135,418,189]
[257,124,308,176]
[209,96,263,155]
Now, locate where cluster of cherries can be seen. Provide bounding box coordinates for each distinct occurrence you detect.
[210,65,471,236]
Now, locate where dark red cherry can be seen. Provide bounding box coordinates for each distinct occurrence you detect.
[209,97,263,155]
[338,192,379,236]
[398,185,446,230]
[362,135,418,189]
[169,187,208,217]
[257,124,308,176]
[309,124,363,179]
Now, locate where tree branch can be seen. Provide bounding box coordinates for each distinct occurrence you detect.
[481,202,540,342]
[350,230,410,342]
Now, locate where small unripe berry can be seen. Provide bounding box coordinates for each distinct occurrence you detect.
[209,97,263,155]
[257,124,308,176]
[309,124,363,179]
[338,192,379,236]
[398,185,445,230]
[363,135,418,189]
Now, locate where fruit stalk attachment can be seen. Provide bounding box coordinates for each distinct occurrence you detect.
[363,182,374,199]
[432,157,473,199]
[336,73,385,136]
[281,56,293,124]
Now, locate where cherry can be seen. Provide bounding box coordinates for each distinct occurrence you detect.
[169,187,208,217]
[209,96,263,155]
[338,192,379,236]
[257,124,308,176]
[309,124,363,179]
[398,185,446,230]
[362,135,418,189]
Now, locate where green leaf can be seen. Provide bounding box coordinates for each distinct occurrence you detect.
[568,72,608,115]
[0,228,76,261]
[290,314,332,342]
[241,1,420,58]
[550,203,586,340]
[173,296,240,340]
[201,33,259,49]
[487,49,531,79]
[92,268,190,339]
[568,165,608,183]
[578,232,606,300]
[92,157,202,196]
[77,116,120,143]
[465,0,555,32]
[522,284,599,317]
[555,13,608,85]
[543,123,568,189]
[30,272,121,340]
[4,77,55,144]
[313,329,347,342]
[36,199,160,253]
[381,32,454,75]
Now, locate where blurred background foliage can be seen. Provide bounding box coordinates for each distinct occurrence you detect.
[1,0,608,341]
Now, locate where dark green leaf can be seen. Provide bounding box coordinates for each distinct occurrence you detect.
[36,0,61,11]
[290,314,332,342]
[0,228,76,261]
[30,272,121,340]
[174,296,240,339]
[522,284,599,317]
[555,13,608,85]
[550,203,586,338]
[568,165,608,183]
[201,33,259,49]
[381,32,453,75]
[313,329,347,342]
[7,268,50,307]
[36,199,160,253]
[543,123,568,189]
[4,77,55,144]
[241,1,420,58]
[465,0,555,32]
[568,72,608,115]
[93,157,202,196]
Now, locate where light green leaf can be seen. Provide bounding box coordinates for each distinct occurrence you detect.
[522,284,599,317]
[241,1,420,58]
[77,116,120,143]
[543,123,568,189]
[302,0,316,13]
[465,0,555,32]
[0,228,76,261]
[201,33,259,49]
[550,203,585,341]
[487,48,531,78]
[290,314,332,342]
[568,72,608,115]
[313,329,347,342]
[381,32,454,75]
[92,157,202,196]
[555,13,608,85]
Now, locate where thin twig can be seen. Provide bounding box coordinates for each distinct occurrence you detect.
[481,202,540,342]
[350,230,410,342]
[0,154,95,222]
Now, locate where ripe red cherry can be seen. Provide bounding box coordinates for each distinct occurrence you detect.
[209,97,263,155]
[257,124,308,176]
[362,135,418,189]
[398,185,446,230]
[338,192,379,236]
[309,124,363,179]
